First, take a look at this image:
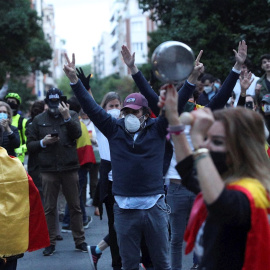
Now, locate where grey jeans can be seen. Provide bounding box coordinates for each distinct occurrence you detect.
[114,196,171,270]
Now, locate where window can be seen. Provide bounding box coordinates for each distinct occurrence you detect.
[132,42,143,52]
[131,21,143,32]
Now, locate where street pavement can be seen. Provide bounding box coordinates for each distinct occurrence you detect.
[17,204,193,270]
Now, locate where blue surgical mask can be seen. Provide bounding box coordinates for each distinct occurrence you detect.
[204,86,213,94]
[0,112,8,121]
[214,83,220,90]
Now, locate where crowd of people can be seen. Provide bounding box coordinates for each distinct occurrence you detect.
[1,39,270,270]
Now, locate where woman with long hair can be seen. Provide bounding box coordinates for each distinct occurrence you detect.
[160,85,270,270]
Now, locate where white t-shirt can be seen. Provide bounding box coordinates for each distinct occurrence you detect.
[233,73,259,107]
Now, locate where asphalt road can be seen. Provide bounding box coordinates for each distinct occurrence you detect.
[17,203,193,270]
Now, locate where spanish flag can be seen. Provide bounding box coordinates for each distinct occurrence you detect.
[77,121,96,166]
[184,178,270,270]
[0,148,49,258]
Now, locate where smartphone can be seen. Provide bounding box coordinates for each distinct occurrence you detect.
[51,132,59,137]
[60,95,67,104]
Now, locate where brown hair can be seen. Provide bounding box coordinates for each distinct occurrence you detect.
[0,101,13,120]
[100,92,121,109]
[30,100,45,119]
[213,107,270,190]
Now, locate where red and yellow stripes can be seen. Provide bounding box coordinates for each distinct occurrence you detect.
[0,147,49,257]
[77,122,96,166]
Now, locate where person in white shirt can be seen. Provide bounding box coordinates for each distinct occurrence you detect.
[233,59,259,107]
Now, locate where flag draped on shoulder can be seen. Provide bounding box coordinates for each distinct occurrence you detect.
[184,178,270,270]
[0,147,49,258]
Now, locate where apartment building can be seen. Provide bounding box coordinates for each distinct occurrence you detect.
[93,0,157,79]
[31,0,66,99]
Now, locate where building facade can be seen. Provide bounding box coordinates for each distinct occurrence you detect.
[30,0,66,99]
[93,0,157,79]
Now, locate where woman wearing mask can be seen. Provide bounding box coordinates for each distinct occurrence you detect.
[160,85,270,270]
[0,101,20,156]
[89,92,123,270]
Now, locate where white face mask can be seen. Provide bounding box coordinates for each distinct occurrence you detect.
[124,114,146,133]
[204,86,213,94]
[107,108,120,119]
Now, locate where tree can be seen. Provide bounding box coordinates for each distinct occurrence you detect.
[0,0,52,112]
[0,0,52,79]
[138,0,270,81]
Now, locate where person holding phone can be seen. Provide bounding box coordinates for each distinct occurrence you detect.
[26,87,88,256]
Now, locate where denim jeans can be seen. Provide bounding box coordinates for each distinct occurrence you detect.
[166,182,195,270]
[114,196,171,270]
[63,168,87,225]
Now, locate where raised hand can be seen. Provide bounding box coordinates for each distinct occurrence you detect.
[76,67,91,90]
[121,45,135,68]
[190,108,214,150]
[58,101,70,120]
[188,50,204,84]
[63,53,78,84]
[240,70,254,92]
[157,84,180,125]
[233,40,247,69]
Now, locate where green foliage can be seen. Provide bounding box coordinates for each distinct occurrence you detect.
[7,79,37,114]
[91,74,135,104]
[139,0,270,80]
[56,75,73,98]
[0,0,52,112]
[0,0,52,78]
[57,64,92,97]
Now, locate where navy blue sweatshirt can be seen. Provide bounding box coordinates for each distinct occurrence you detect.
[71,80,168,197]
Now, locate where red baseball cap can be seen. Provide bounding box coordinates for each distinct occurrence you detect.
[122,93,148,110]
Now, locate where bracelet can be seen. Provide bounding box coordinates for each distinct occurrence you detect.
[193,148,209,159]
[167,124,185,135]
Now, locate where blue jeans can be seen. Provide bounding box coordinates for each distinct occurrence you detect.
[166,182,195,270]
[114,196,171,270]
[63,168,87,225]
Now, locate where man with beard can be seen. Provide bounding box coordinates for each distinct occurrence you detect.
[26,87,87,256]
[4,93,27,163]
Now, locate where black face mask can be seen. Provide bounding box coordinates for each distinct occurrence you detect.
[210,151,229,175]
[7,102,19,115]
[245,101,254,110]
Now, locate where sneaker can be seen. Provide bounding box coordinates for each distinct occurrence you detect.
[76,242,88,252]
[56,234,63,241]
[61,225,72,233]
[85,198,93,207]
[190,264,199,269]
[43,245,55,256]
[88,245,102,269]
[83,216,93,229]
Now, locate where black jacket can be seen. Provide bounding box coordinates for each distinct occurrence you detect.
[26,110,81,172]
[0,125,20,156]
